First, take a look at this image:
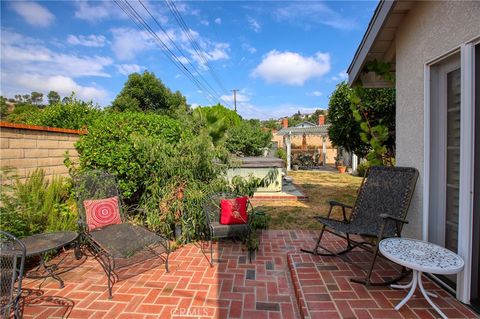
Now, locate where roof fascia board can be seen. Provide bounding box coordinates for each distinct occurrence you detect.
[347,0,396,87]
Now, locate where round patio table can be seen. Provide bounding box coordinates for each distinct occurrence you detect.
[379,238,464,319]
[20,231,79,288]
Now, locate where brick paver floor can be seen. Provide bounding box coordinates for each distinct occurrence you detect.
[20,230,478,319]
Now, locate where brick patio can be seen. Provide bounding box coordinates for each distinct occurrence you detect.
[20,230,478,319]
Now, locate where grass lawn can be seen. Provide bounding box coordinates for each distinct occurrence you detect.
[256,170,363,230]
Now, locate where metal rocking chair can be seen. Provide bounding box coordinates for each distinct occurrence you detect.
[302,166,419,286]
[1,230,26,319]
[74,171,169,299]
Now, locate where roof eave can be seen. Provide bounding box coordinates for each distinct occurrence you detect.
[347,0,396,87]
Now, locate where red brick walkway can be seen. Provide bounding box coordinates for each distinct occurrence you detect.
[20,230,478,319]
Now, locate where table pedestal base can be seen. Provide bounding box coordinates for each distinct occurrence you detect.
[392,270,446,319]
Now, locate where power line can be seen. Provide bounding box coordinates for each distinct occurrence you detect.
[137,0,226,106]
[114,0,222,106]
[163,0,231,98]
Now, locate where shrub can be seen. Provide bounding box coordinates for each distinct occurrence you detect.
[356,161,370,177]
[275,148,287,162]
[0,169,77,237]
[225,120,272,156]
[75,112,183,202]
[27,96,101,130]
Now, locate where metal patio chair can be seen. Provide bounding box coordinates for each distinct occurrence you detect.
[1,230,26,319]
[202,192,259,266]
[74,171,169,299]
[302,166,419,286]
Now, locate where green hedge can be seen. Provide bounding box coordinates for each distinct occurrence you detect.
[75,112,182,201]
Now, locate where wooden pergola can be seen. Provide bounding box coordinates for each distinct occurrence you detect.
[277,125,330,171]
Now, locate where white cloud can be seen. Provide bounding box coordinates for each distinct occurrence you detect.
[251,50,331,86]
[0,30,111,105]
[10,74,108,102]
[220,92,250,104]
[331,70,348,81]
[74,1,113,23]
[247,16,261,32]
[111,28,154,60]
[1,30,113,78]
[214,18,222,24]
[10,2,55,27]
[274,3,357,30]
[116,64,145,76]
[67,34,107,47]
[200,20,210,26]
[242,43,257,54]
[311,91,323,97]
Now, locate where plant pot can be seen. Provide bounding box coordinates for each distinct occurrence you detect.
[337,166,347,174]
[174,224,182,240]
[292,164,299,171]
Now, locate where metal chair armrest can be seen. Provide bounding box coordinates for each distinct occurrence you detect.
[328,200,353,209]
[379,214,409,224]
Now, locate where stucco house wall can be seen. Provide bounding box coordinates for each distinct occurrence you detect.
[395,1,480,238]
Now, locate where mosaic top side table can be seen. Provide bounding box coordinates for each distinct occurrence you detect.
[379,237,464,319]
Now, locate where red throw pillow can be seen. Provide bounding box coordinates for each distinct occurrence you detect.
[83,196,121,231]
[220,196,248,225]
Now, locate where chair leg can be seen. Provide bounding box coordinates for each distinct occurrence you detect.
[165,251,170,273]
[209,238,214,267]
[300,224,326,255]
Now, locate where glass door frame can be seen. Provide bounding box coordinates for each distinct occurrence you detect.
[423,40,478,304]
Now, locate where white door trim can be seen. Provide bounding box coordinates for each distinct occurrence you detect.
[422,65,430,242]
[423,43,476,304]
[457,43,475,303]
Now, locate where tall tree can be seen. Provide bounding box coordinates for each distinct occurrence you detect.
[327,82,395,160]
[111,71,187,113]
[47,91,61,105]
[30,92,43,105]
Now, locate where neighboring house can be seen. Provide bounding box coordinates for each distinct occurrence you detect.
[347,0,479,308]
[272,115,337,168]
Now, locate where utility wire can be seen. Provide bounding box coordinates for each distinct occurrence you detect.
[163,0,231,99]
[114,0,221,106]
[137,0,227,106]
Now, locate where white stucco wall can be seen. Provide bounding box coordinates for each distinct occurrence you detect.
[395,1,480,238]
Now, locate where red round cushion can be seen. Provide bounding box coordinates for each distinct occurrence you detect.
[220,196,248,225]
[83,196,121,231]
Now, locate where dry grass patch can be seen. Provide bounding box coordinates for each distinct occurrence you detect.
[256,171,362,230]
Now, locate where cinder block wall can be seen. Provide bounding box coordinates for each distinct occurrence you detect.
[0,122,86,180]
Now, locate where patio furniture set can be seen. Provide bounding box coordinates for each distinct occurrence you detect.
[0,166,465,319]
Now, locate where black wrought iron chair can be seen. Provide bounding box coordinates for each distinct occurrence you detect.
[202,192,259,266]
[74,171,169,299]
[302,166,419,286]
[1,230,26,319]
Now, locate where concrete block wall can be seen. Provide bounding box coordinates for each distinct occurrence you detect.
[0,122,86,180]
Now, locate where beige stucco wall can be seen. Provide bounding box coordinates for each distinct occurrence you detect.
[395,1,480,238]
[0,126,81,181]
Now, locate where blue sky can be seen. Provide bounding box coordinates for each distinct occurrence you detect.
[0,0,377,119]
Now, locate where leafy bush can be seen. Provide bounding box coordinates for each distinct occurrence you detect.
[275,148,287,162]
[5,94,101,130]
[27,96,101,130]
[0,169,77,237]
[356,161,370,177]
[192,104,242,145]
[225,120,272,156]
[75,112,183,202]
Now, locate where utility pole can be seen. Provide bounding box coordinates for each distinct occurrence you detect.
[231,89,239,112]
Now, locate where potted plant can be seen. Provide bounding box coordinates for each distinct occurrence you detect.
[335,156,346,174]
